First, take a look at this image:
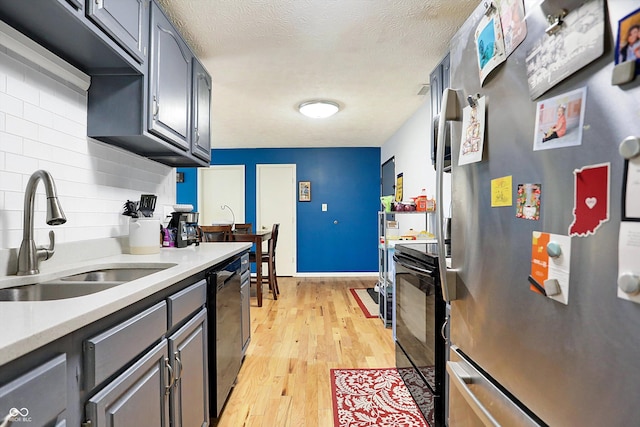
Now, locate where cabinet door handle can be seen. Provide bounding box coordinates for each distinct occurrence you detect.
[194,128,200,143]
[174,351,183,384]
[153,95,160,119]
[164,357,174,394]
[1,411,14,427]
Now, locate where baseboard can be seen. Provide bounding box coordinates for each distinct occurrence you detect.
[292,272,379,278]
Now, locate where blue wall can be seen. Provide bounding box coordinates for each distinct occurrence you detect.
[177,147,380,273]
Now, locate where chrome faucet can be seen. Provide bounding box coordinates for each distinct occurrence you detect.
[17,170,67,276]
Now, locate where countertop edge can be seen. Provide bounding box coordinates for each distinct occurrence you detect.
[0,243,251,367]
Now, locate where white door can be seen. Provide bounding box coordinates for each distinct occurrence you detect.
[256,164,296,276]
[198,165,245,226]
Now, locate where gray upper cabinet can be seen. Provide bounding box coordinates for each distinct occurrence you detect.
[192,58,212,162]
[87,0,148,64]
[0,0,142,73]
[87,1,210,167]
[1,0,211,167]
[148,1,192,151]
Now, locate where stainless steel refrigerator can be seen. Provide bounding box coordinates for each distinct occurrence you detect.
[433,1,640,425]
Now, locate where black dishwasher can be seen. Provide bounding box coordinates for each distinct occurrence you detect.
[207,253,243,418]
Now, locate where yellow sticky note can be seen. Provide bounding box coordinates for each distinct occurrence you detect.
[491,175,513,207]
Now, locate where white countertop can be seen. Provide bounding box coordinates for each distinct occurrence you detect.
[0,242,251,367]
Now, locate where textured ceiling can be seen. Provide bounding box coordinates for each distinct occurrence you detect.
[156,0,478,149]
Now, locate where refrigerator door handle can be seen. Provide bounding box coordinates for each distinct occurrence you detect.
[447,361,501,427]
[435,88,460,302]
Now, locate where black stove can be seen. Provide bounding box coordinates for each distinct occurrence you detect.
[394,242,440,266]
[394,241,448,426]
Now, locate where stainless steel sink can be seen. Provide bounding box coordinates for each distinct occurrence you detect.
[0,265,175,301]
[59,267,167,283]
[0,281,124,301]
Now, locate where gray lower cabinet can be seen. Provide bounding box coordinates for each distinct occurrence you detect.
[168,309,209,427]
[84,301,168,390]
[0,354,67,427]
[148,1,192,151]
[85,340,170,427]
[83,279,209,427]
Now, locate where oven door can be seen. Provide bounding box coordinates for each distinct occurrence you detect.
[394,252,444,391]
[397,343,437,426]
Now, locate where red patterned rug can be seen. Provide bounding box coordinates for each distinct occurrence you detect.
[331,368,428,427]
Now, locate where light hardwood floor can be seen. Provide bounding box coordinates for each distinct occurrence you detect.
[213,276,395,426]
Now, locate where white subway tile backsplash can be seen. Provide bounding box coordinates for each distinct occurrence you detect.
[5,115,38,140]
[53,114,85,139]
[1,209,23,232]
[4,153,38,175]
[6,75,39,106]
[0,132,22,155]
[0,45,175,250]
[0,92,23,116]
[0,171,22,192]
[24,103,54,128]
[22,138,54,162]
[3,191,23,212]
[38,126,88,153]
[0,69,6,92]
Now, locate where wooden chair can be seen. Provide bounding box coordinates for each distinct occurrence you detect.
[250,223,280,299]
[200,225,232,242]
[232,223,252,240]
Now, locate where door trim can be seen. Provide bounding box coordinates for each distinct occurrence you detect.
[256,164,297,276]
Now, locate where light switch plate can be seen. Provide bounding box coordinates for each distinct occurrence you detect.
[322,203,328,211]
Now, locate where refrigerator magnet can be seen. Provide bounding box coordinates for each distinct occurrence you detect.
[458,96,486,165]
[524,0,604,99]
[622,156,640,221]
[533,87,587,152]
[530,231,571,305]
[617,222,640,303]
[475,10,507,85]
[613,6,640,82]
[491,175,513,207]
[497,0,527,58]
[516,183,541,220]
[569,163,610,237]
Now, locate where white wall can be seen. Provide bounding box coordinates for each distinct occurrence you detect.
[0,48,175,250]
[381,99,451,233]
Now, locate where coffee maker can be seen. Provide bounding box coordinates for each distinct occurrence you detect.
[168,211,200,248]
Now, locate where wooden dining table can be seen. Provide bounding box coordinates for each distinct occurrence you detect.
[232,229,272,307]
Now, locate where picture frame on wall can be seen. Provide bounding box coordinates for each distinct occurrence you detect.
[299,181,311,201]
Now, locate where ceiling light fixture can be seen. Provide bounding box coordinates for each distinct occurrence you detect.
[298,100,340,119]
